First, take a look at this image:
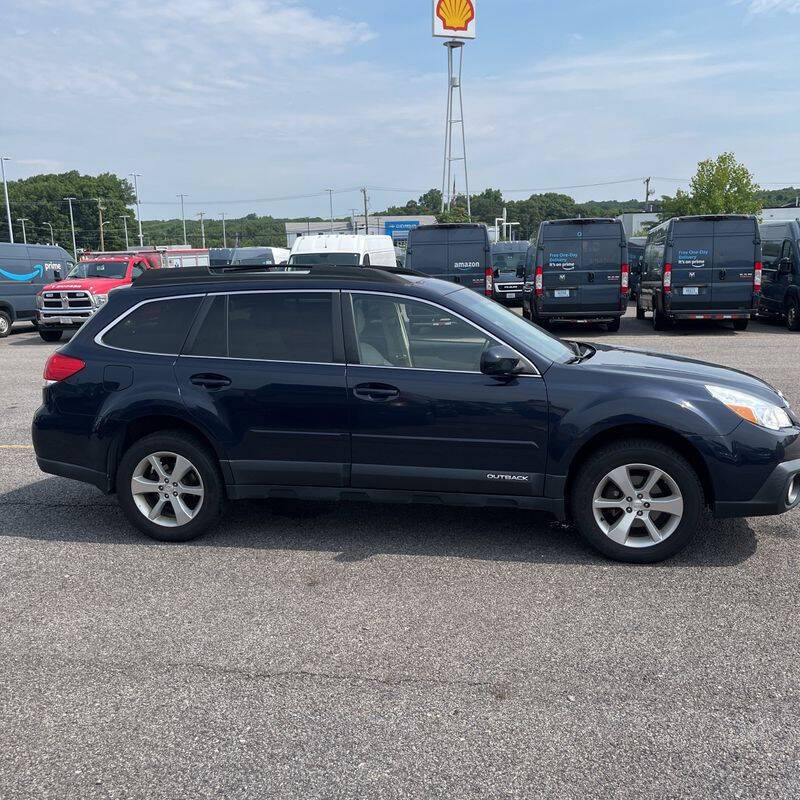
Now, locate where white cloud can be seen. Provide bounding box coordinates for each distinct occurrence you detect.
[740,0,800,12]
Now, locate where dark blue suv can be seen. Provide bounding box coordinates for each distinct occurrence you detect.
[33,266,800,563]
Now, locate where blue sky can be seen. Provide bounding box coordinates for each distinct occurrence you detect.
[2,0,799,221]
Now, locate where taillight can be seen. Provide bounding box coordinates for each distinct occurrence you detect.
[535,265,543,296]
[754,261,763,292]
[663,262,672,293]
[484,267,493,296]
[43,353,85,382]
[620,263,629,295]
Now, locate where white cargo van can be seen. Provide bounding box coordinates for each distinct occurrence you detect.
[288,235,396,268]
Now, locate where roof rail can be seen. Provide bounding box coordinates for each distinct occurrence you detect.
[132,263,424,288]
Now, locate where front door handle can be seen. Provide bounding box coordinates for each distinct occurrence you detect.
[354,383,400,402]
[588,271,595,283]
[190,373,232,390]
[719,269,727,280]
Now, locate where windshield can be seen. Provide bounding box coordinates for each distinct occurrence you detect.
[68,260,128,279]
[493,253,527,273]
[449,288,574,363]
[288,252,360,266]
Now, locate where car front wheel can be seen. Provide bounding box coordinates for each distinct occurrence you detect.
[117,431,226,542]
[0,311,11,338]
[39,329,63,342]
[570,439,704,563]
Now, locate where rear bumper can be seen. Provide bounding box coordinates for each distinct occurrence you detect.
[36,457,112,493]
[535,310,624,321]
[713,457,800,518]
[667,309,752,320]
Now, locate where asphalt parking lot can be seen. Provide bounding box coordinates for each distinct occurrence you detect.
[1,309,798,800]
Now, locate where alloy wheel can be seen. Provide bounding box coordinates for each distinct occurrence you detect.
[0,316,9,335]
[130,451,205,527]
[592,463,684,548]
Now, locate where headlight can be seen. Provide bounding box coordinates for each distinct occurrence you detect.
[94,294,108,306]
[706,384,792,431]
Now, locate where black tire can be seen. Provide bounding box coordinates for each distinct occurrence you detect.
[522,304,531,320]
[605,317,621,333]
[570,438,704,563]
[732,318,749,332]
[636,300,646,320]
[534,315,551,330]
[39,329,63,343]
[652,300,670,331]
[787,298,800,331]
[0,311,11,338]
[117,430,226,543]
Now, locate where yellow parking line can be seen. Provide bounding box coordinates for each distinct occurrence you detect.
[0,445,33,450]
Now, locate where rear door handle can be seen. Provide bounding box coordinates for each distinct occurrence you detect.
[588,272,595,282]
[190,373,232,390]
[354,383,400,402]
[719,269,727,280]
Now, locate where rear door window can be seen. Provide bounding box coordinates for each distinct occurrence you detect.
[227,292,334,363]
[102,297,202,354]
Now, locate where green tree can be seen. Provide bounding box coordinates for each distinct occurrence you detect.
[436,207,470,224]
[3,171,136,251]
[661,153,761,220]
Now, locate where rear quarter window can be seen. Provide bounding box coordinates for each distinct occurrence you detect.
[102,297,202,354]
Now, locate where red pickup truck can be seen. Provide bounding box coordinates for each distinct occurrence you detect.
[36,254,158,342]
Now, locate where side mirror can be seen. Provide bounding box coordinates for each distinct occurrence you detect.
[53,269,62,282]
[481,345,524,377]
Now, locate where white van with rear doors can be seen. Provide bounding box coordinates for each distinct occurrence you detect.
[287,235,397,268]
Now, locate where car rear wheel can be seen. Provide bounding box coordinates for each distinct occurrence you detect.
[732,318,749,331]
[652,301,670,331]
[39,329,63,342]
[117,431,226,543]
[570,439,704,563]
[605,317,621,332]
[787,299,800,331]
[0,311,11,338]
[636,300,645,320]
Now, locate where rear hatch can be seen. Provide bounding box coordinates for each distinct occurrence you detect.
[540,221,623,314]
[670,217,757,312]
[447,226,489,293]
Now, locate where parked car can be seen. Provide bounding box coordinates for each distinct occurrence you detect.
[490,241,529,306]
[288,234,396,268]
[36,254,159,341]
[405,223,491,295]
[758,220,800,329]
[522,219,628,332]
[209,247,290,269]
[33,265,800,563]
[83,246,209,270]
[0,243,75,337]
[627,236,646,302]
[637,215,761,330]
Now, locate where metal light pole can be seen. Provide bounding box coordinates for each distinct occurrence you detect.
[44,222,54,245]
[361,188,369,235]
[130,172,143,246]
[219,212,227,248]
[96,198,106,251]
[177,194,188,245]
[119,215,130,249]
[101,220,111,250]
[17,218,28,244]
[327,189,334,232]
[64,197,78,260]
[441,40,471,219]
[1,157,13,243]
[196,212,206,248]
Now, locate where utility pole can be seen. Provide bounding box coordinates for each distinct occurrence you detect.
[219,212,227,248]
[130,172,144,246]
[361,188,369,236]
[644,177,654,211]
[44,222,54,245]
[348,208,359,234]
[97,198,106,251]
[17,218,28,244]
[0,157,12,243]
[64,197,77,260]
[327,189,334,232]
[196,212,206,248]
[177,194,188,245]
[119,215,130,249]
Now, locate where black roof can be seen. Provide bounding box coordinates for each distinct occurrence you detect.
[542,218,620,226]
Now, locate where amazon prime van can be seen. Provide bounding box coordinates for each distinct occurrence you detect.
[0,243,74,337]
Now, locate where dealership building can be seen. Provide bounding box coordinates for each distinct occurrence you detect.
[285,215,437,247]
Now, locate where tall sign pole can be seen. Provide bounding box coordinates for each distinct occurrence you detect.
[433,0,476,219]
[1,158,13,243]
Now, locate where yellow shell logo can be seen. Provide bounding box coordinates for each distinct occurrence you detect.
[436,0,475,32]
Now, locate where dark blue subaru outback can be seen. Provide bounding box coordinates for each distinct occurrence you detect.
[33,266,800,563]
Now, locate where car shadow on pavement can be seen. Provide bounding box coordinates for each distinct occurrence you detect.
[0,478,760,568]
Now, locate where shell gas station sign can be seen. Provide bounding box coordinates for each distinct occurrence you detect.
[433,0,477,39]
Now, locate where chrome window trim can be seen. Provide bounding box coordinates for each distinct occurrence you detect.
[348,290,541,377]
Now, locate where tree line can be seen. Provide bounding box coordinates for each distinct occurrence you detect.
[0,155,792,250]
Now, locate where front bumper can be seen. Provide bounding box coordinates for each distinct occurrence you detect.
[36,309,96,328]
[714,457,800,518]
